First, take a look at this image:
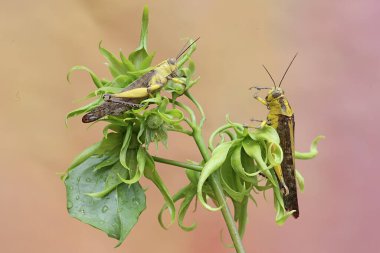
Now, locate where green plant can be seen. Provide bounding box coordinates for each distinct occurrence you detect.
[63,6,323,252]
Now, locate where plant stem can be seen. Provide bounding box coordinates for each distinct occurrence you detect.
[152,156,202,172]
[192,129,246,253]
[185,91,206,128]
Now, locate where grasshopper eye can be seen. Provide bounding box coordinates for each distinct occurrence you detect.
[272,91,282,98]
[168,58,176,65]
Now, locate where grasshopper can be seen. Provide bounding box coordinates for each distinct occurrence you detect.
[252,54,300,218]
[82,38,199,123]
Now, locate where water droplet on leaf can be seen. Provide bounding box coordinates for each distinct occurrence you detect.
[102,205,109,213]
[67,200,73,209]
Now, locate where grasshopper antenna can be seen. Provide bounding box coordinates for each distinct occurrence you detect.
[176,37,200,60]
[262,65,277,88]
[279,53,298,87]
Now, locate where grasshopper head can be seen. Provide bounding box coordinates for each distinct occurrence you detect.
[167,58,177,72]
[265,87,284,102]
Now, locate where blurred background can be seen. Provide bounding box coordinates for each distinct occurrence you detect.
[1,0,379,252]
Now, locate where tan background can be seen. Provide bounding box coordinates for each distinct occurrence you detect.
[1,0,379,252]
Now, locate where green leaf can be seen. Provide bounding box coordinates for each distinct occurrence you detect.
[99,41,127,76]
[93,152,120,172]
[120,51,136,72]
[128,6,150,68]
[118,146,145,184]
[87,162,128,198]
[98,132,123,155]
[66,98,102,122]
[67,65,103,88]
[144,152,176,224]
[119,126,133,169]
[197,142,232,211]
[62,141,101,180]
[65,156,146,246]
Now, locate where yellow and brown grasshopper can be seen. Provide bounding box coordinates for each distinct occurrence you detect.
[252,54,300,218]
[82,38,199,123]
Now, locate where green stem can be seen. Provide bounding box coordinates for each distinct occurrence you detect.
[185,91,206,127]
[168,128,193,136]
[172,100,196,126]
[152,156,202,172]
[192,129,246,253]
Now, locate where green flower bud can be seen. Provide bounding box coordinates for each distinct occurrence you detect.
[147,114,164,130]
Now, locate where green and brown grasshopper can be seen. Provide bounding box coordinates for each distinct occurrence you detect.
[82,38,199,123]
[252,54,300,218]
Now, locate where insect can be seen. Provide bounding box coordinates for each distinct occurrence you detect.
[82,38,200,123]
[252,53,299,218]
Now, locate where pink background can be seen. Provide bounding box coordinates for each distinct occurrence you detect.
[1,0,378,252]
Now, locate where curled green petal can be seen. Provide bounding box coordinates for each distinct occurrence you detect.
[250,125,280,144]
[158,185,191,229]
[144,153,176,225]
[119,126,133,169]
[231,144,260,179]
[197,142,233,211]
[158,109,184,124]
[178,190,197,231]
[295,135,325,160]
[267,142,283,167]
[242,138,277,187]
[99,41,126,76]
[295,170,305,192]
[67,65,103,88]
[118,146,146,184]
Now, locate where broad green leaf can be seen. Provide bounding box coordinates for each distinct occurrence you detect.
[197,142,232,211]
[87,162,128,198]
[65,156,146,246]
[93,152,119,172]
[98,132,123,155]
[62,141,101,180]
[67,65,103,88]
